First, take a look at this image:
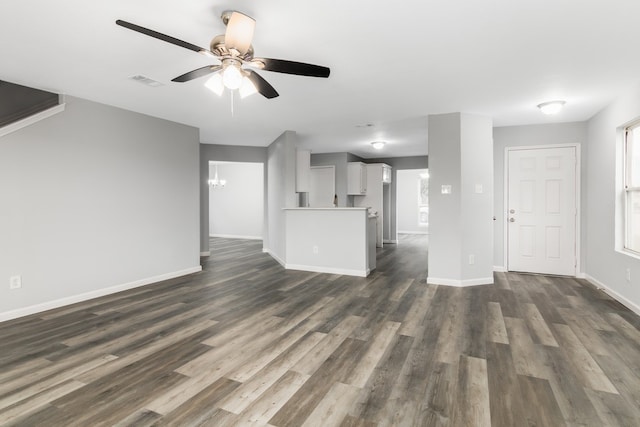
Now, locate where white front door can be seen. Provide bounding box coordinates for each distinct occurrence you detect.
[507,146,577,276]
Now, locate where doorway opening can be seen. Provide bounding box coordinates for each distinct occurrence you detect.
[208,161,264,241]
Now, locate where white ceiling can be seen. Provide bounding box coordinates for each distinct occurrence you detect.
[2,0,640,158]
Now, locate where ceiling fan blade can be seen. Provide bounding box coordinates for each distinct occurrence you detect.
[224,11,255,55]
[246,70,279,99]
[172,65,222,83]
[253,58,330,78]
[116,20,210,54]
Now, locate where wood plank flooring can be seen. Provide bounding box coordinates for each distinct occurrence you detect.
[1,235,639,426]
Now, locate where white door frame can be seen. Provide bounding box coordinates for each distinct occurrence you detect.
[503,143,581,276]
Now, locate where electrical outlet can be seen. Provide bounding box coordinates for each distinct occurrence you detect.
[469,254,475,265]
[626,268,631,282]
[313,245,319,254]
[9,275,22,289]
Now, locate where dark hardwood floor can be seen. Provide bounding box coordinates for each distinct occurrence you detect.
[1,235,639,426]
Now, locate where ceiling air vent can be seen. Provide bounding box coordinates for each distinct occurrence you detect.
[129,75,164,87]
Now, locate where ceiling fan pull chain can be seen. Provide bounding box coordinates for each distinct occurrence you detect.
[231,90,234,117]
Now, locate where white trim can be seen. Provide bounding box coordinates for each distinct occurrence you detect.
[398,231,428,235]
[263,248,286,267]
[383,239,399,244]
[200,251,211,256]
[210,234,262,240]
[504,143,581,275]
[427,276,494,287]
[0,102,66,138]
[493,265,507,272]
[616,248,640,261]
[0,266,202,323]
[285,263,369,277]
[585,274,640,316]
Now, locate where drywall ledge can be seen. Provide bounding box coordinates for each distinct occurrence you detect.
[0,266,202,323]
[0,102,65,138]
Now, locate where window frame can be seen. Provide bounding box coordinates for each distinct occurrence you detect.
[624,122,640,255]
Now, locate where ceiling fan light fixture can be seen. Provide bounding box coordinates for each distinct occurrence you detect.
[239,77,257,98]
[222,64,243,90]
[225,11,255,55]
[537,100,566,115]
[205,73,224,96]
[371,141,386,150]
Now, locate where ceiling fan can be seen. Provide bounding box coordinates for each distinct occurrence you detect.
[116,11,330,99]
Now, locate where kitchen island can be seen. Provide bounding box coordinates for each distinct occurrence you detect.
[284,207,376,277]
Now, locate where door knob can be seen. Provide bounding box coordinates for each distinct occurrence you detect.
[509,209,515,214]
[509,218,515,222]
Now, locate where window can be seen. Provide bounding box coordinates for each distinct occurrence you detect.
[624,123,640,253]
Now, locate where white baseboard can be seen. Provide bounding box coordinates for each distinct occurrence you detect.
[263,248,286,267]
[493,266,507,272]
[285,263,369,278]
[210,234,262,240]
[585,274,640,316]
[0,266,202,323]
[427,276,494,287]
[200,251,211,256]
[398,231,429,235]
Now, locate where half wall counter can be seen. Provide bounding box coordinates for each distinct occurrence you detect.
[284,207,376,277]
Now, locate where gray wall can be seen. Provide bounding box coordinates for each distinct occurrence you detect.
[493,122,588,270]
[428,114,462,279]
[209,162,264,239]
[0,96,200,316]
[266,131,298,264]
[428,113,493,284]
[199,144,267,254]
[585,87,640,310]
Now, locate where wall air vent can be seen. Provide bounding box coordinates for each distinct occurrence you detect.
[129,75,164,87]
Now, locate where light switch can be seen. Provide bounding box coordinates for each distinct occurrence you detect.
[475,184,483,194]
[441,185,452,194]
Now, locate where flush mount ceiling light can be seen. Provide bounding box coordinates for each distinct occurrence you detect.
[537,100,566,115]
[371,141,386,150]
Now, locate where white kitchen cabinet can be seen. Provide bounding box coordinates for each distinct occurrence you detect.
[295,149,311,192]
[347,162,367,195]
[382,164,392,184]
[353,163,392,247]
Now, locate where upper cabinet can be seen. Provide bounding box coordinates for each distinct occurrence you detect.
[382,164,392,184]
[347,162,367,195]
[296,149,311,192]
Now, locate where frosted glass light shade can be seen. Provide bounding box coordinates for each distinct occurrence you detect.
[204,73,224,96]
[239,77,257,98]
[371,141,385,150]
[225,12,255,55]
[222,65,243,90]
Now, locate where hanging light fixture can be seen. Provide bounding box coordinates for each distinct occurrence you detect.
[208,164,227,188]
[204,64,257,98]
[371,141,386,150]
